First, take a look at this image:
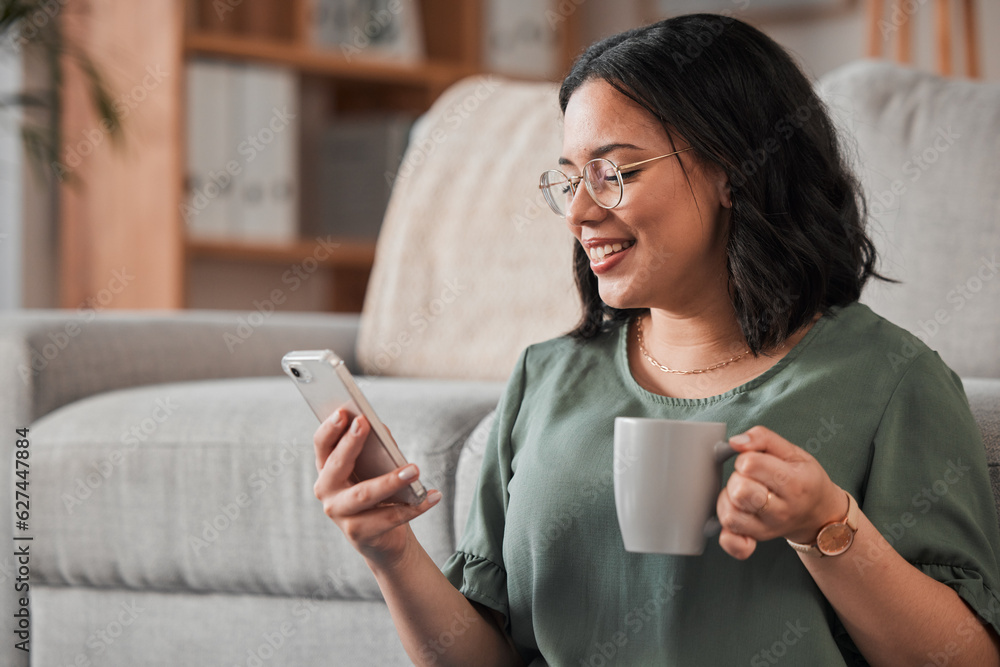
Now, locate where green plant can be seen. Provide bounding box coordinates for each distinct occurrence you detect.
[0,0,121,180]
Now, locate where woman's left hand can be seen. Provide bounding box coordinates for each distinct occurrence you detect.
[716,425,847,560]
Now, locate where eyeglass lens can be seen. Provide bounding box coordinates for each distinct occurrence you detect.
[539,158,622,216]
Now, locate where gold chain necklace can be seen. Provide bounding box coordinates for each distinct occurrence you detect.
[635,316,750,375]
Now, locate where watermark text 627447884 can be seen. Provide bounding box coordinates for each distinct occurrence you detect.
[13,427,32,654]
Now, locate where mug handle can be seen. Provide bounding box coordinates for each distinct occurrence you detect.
[703,440,739,538]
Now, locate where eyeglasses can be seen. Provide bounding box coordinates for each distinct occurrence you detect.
[538,147,693,217]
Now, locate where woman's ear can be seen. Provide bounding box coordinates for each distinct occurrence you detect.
[700,157,732,209]
[717,172,732,209]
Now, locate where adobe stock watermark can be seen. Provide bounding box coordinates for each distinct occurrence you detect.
[414,610,479,664]
[188,440,304,555]
[362,277,469,375]
[2,0,69,54]
[409,409,494,506]
[750,619,810,666]
[579,579,682,667]
[17,267,136,384]
[287,566,349,624]
[923,612,994,667]
[182,104,296,225]
[755,416,843,511]
[337,0,416,62]
[729,96,825,189]
[510,193,550,232]
[53,65,170,181]
[222,237,341,352]
[235,621,295,667]
[869,126,960,218]
[211,0,244,22]
[385,76,502,189]
[876,0,927,39]
[545,0,586,29]
[77,599,146,662]
[670,5,744,70]
[851,458,972,576]
[61,397,181,514]
[924,597,1000,667]
[231,566,349,667]
[537,439,640,549]
[886,254,998,371]
[800,416,844,457]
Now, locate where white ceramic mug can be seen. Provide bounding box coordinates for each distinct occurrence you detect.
[613,417,737,555]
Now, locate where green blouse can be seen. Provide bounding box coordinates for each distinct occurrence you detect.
[442,303,1000,665]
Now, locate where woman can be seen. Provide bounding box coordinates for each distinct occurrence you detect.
[312,14,1000,665]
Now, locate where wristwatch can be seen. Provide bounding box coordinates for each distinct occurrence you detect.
[786,490,859,557]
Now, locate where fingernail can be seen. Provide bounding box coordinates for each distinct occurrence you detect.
[351,417,364,435]
[427,490,442,506]
[730,433,751,446]
[398,465,418,481]
[330,409,344,426]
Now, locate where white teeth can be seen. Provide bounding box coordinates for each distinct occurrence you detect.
[588,240,633,262]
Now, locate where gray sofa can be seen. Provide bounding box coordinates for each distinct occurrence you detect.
[3,60,999,666]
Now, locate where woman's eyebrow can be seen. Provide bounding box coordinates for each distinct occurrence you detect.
[558,142,645,166]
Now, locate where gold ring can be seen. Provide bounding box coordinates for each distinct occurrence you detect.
[754,491,772,516]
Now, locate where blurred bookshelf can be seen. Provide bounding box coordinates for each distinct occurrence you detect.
[58,0,580,312]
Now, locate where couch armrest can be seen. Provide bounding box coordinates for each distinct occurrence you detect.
[963,378,1000,517]
[966,379,1000,451]
[1,309,359,425]
[0,308,356,667]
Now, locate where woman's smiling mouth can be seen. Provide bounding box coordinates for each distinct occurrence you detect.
[588,239,635,262]
[583,238,636,274]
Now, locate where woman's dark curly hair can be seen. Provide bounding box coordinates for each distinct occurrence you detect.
[562,14,889,353]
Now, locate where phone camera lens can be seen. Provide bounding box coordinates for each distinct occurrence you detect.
[290,367,301,378]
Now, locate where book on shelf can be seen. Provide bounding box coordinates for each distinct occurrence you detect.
[309,0,425,62]
[234,63,299,243]
[185,58,234,239]
[317,114,415,240]
[184,58,299,244]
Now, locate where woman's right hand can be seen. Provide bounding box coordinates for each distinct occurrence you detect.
[312,409,442,568]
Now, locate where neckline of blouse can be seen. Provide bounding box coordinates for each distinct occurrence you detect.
[615,305,840,407]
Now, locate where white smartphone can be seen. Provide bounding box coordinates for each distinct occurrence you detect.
[281,349,427,505]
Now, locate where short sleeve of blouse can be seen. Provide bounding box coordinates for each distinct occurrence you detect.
[440,349,528,628]
[859,349,1000,637]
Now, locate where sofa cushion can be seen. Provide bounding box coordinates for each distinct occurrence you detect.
[454,410,495,542]
[817,60,1000,378]
[357,75,582,382]
[30,376,503,601]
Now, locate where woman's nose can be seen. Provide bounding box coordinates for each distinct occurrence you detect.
[564,182,607,228]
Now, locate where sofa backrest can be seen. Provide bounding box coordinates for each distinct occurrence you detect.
[360,63,1000,383]
[357,76,580,381]
[817,60,1000,379]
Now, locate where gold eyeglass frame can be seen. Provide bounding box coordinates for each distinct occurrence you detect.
[538,146,694,217]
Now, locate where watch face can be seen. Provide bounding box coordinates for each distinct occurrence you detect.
[817,522,854,556]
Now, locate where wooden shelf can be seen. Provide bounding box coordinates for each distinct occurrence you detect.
[57,0,579,313]
[178,1,486,314]
[185,32,471,88]
[186,238,377,269]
